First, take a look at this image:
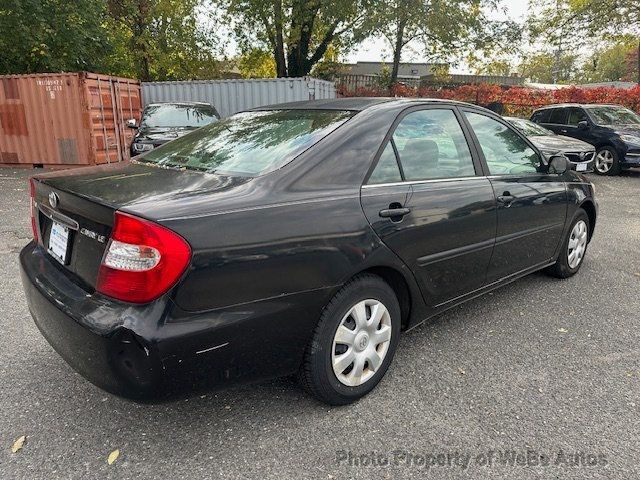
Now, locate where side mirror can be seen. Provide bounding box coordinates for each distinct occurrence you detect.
[548,155,569,174]
[577,120,588,130]
[126,119,138,129]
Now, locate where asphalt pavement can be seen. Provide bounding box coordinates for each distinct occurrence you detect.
[0,167,639,479]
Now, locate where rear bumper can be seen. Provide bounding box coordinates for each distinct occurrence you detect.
[20,243,164,397]
[20,242,330,399]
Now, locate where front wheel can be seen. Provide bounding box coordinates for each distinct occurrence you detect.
[594,146,621,175]
[298,274,401,405]
[545,209,590,278]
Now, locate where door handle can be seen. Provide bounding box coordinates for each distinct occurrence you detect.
[379,207,411,218]
[497,193,516,206]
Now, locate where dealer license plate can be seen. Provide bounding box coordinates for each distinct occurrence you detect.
[48,222,70,264]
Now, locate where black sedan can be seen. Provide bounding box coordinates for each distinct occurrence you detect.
[504,116,595,172]
[20,98,597,405]
[128,102,220,156]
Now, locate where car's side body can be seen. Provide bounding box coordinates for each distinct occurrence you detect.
[531,103,640,170]
[20,98,597,399]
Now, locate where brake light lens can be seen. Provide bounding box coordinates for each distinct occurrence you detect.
[96,212,191,303]
[29,178,39,242]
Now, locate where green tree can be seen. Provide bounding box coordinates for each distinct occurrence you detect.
[224,0,371,77]
[367,0,521,86]
[518,51,578,84]
[0,0,111,74]
[238,49,277,78]
[580,38,637,83]
[107,0,221,81]
[472,59,513,76]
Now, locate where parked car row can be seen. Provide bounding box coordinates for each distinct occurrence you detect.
[504,117,595,173]
[509,103,640,176]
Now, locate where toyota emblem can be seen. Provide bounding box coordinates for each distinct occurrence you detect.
[49,191,59,208]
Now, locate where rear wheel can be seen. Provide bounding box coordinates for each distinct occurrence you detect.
[546,209,590,278]
[298,274,401,405]
[594,146,621,175]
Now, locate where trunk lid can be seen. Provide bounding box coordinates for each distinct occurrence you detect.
[33,161,251,290]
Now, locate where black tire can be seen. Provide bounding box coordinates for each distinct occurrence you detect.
[545,209,590,279]
[298,274,401,405]
[594,146,621,176]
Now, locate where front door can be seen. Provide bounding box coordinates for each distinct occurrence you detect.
[461,110,567,282]
[361,106,497,307]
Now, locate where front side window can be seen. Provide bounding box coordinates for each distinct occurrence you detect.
[465,112,542,175]
[141,104,219,128]
[390,109,475,181]
[138,109,353,176]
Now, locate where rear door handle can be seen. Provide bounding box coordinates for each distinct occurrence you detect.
[497,194,516,206]
[379,207,411,218]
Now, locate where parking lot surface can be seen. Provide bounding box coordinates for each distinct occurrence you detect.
[1,168,639,479]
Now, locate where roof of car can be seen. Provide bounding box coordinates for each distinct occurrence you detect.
[534,103,623,110]
[250,97,475,112]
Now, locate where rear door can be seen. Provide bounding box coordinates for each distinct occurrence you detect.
[461,109,567,282]
[542,107,568,135]
[361,106,497,307]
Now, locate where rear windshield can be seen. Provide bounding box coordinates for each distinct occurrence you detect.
[508,118,553,136]
[586,106,640,126]
[137,109,354,176]
[141,104,219,128]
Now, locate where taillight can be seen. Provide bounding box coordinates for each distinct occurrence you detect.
[96,212,191,303]
[29,178,39,242]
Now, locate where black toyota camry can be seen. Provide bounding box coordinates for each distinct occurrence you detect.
[20,98,597,405]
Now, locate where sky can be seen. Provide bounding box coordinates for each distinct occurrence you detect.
[345,0,531,73]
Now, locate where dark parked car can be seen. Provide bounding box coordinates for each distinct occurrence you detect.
[531,103,640,175]
[504,117,595,172]
[128,102,220,156]
[21,99,597,405]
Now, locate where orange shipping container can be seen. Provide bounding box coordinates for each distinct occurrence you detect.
[0,72,141,167]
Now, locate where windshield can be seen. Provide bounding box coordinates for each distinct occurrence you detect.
[141,104,219,128]
[586,106,640,126]
[138,109,354,176]
[507,118,553,136]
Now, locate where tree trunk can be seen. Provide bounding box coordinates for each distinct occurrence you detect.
[273,0,287,77]
[390,19,406,87]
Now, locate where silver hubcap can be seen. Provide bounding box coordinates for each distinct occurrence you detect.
[331,299,392,387]
[567,220,588,269]
[595,150,614,173]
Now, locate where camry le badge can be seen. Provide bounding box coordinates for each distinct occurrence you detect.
[48,192,59,208]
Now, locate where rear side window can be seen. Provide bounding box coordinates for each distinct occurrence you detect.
[548,108,567,125]
[139,109,353,176]
[368,143,402,184]
[391,109,475,181]
[531,109,550,123]
[465,112,542,175]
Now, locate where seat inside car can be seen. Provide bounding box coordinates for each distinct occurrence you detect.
[402,139,439,180]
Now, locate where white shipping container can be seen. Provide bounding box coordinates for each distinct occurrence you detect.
[141,77,337,117]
